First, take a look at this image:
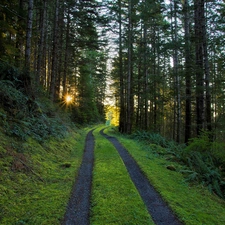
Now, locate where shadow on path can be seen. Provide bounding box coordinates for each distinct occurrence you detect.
[62,129,95,225]
[100,129,183,225]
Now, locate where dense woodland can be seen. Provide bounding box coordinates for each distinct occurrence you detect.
[1,0,225,143]
[1,0,225,205]
[109,0,225,143]
[0,0,108,125]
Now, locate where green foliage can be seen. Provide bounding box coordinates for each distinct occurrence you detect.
[131,130,185,158]
[91,127,154,224]
[185,131,212,153]
[181,132,225,198]
[132,130,170,147]
[130,129,225,199]
[0,62,69,142]
[105,127,225,225]
[71,104,102,125]
[0,127,86,224]
[182,151,225,198]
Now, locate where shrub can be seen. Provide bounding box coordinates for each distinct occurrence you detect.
[0,62,69,142]
[181,132,225,199]
[131,130,225,199]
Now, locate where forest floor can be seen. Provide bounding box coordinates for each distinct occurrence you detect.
[62,128,182,225]
[1,125,225,224]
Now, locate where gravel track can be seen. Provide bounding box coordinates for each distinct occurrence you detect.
[62,129,95,225]
[100,129,183,225]
[62,128,183,225]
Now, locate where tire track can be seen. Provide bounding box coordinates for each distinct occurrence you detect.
[100,129,182,225]
[62,129,95,225]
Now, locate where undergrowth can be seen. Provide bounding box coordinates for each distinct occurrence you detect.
[0,125,86,224]
[0,62,70,142]
[105,126,225,225]
[130,130,225,199]
[0,62,87,224]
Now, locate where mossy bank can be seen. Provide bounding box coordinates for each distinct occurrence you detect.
[0,126,87,224]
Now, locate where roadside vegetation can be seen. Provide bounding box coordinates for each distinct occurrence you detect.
[1,62,225,224]
[91,126,154,225]
[104,126,225,225]
[0,125,86,224]
[0,63,88,224]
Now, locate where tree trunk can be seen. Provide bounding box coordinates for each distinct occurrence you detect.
[203,2,211,132]
[50,0,59,101]
[143,21,148,130]
[62,8,70,96]
[183,0,192,143]
[15,0,25,68]
[127,0,134,134]
[55,3,64,100]
[195,0,205,135]
[25,0,34,70]
[172,0,181,143]
[118,0,125,133]
[36,0,47,84]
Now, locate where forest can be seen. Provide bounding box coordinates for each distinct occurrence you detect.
[1,0,225,141]
[1,0,225,223]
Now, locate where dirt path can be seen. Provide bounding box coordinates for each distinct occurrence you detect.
[62,128,183,225]
[100,129,182,225]
[62,130,95,225]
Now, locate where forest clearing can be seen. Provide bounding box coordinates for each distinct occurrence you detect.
[1,0,225,224]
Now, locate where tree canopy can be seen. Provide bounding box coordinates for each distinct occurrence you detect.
[1,0,225,141]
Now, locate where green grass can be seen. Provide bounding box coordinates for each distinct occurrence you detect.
[0,126,87,224]
[91,126,154,225]
[2,123,225,225]
[104,126,225,225]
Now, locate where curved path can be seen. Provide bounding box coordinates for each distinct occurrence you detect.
[100,129,182,225]
[62,128,182,225]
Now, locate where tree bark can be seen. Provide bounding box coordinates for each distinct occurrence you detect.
[62,8,70,96]
[203,2,211,132]
[36,0,47,84]
[172,0,181,143]
[195,0,205,135]
[118,0,126,133]
[50,0,59,101]
[183,0,192,143]
[25,0,34,70]
[127,0,134,134]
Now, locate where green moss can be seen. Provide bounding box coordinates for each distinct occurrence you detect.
[91,126,154,225]
[0,128,87,224]
[105,127,225,225]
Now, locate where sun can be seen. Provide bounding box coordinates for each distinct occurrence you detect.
[66,95,73,103]
[64,94,73,105]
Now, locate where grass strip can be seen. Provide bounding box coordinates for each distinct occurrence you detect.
[91,126,154,225]
[0,127,88,224]
[105,127,225,225]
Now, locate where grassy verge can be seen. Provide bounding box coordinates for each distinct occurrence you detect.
[91,126,154,225]
[0,126,87,224]
[104,127,225,225]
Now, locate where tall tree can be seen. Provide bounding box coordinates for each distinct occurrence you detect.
[118,0,126,133]
[25,0,34,70]
[36,0,47,84]
[183,0,192,142]
[195,0,204,135]
[126,0,134,134]
[49,0,59,101]
[204,1,211,132]
[194,0,211,135]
